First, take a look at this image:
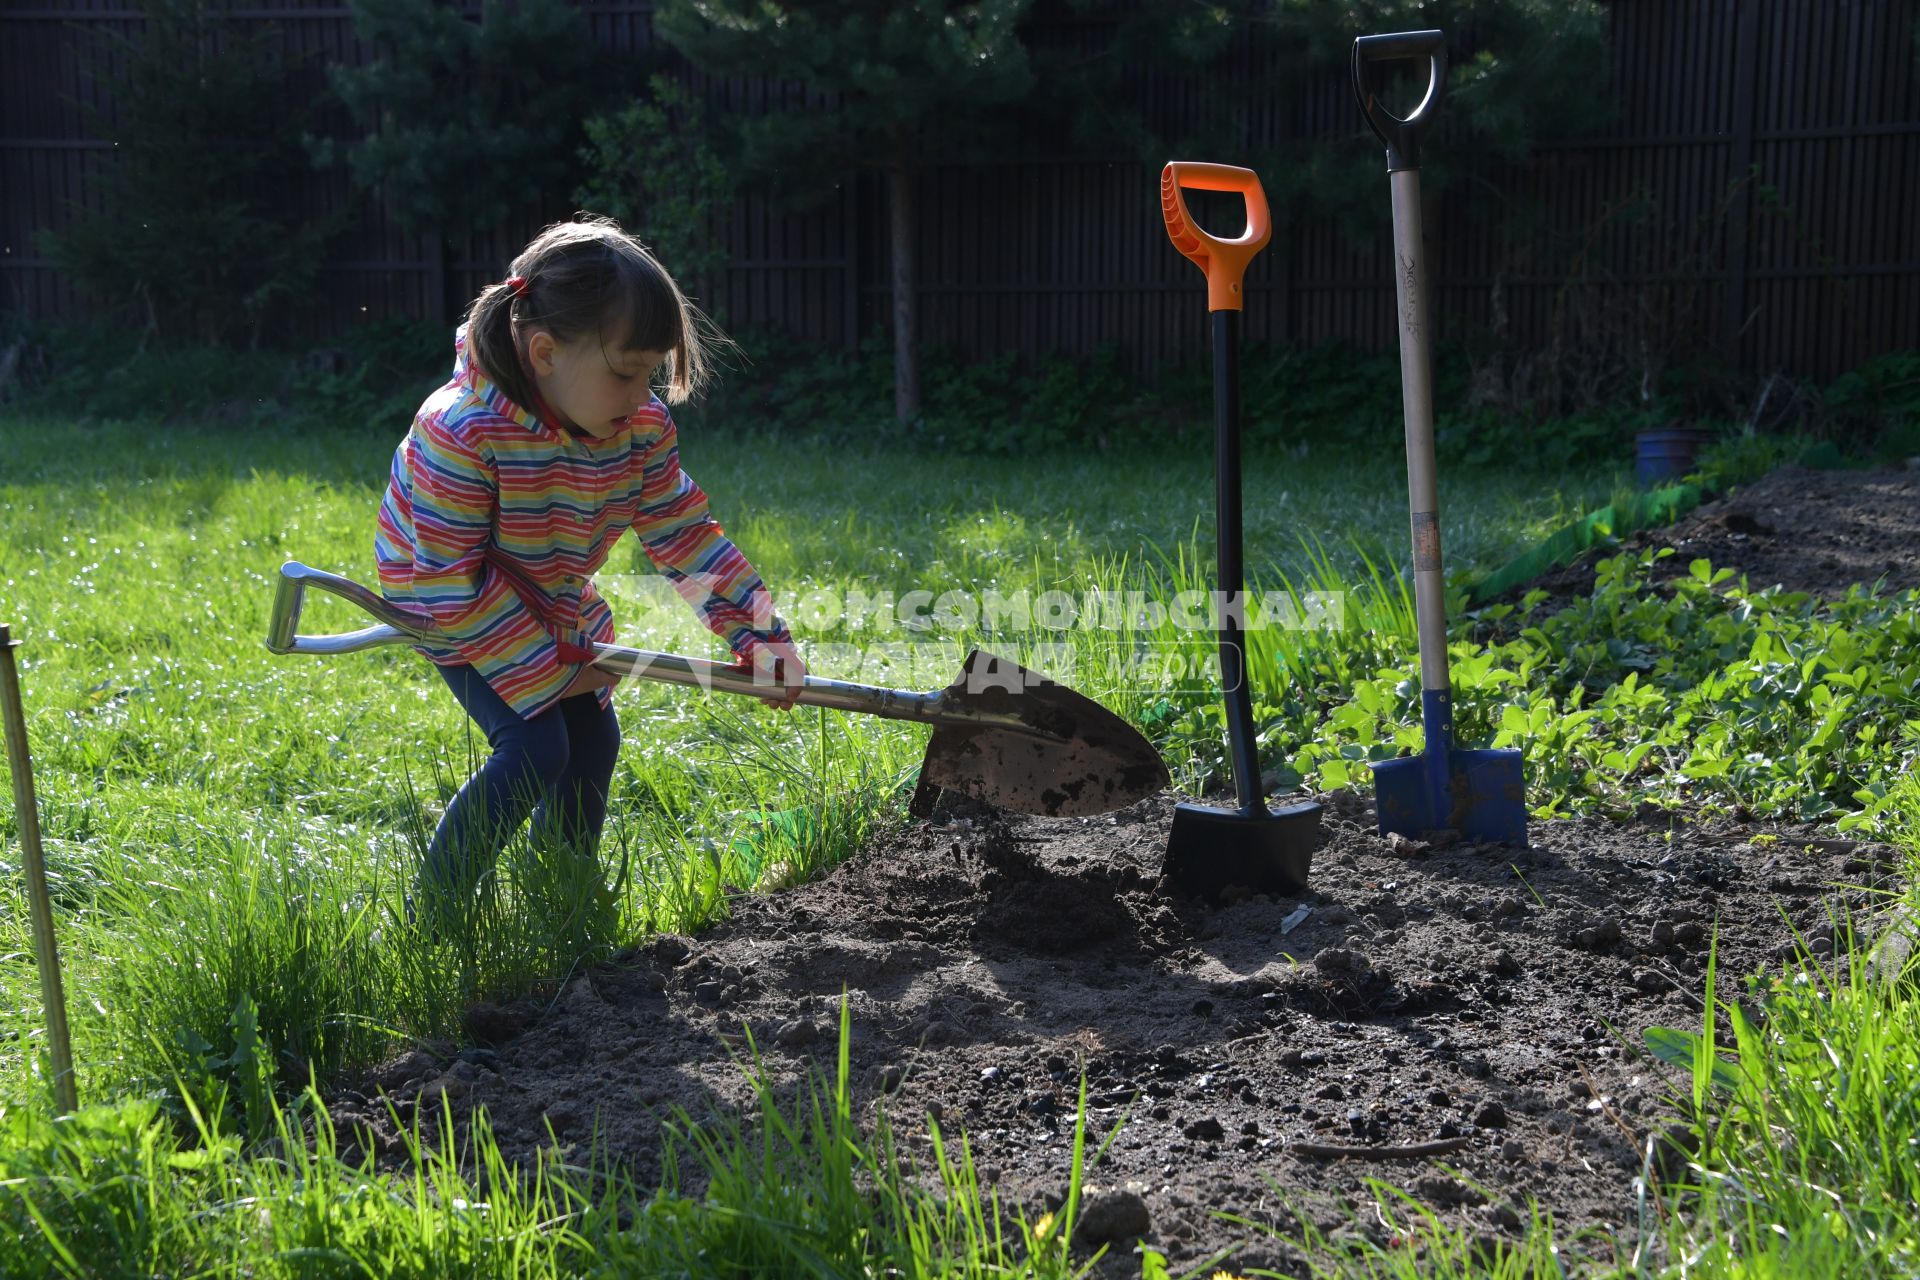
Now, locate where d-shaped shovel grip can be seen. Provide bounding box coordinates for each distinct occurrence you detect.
[1352,30,1447,172]
[267,560,436,654]
[1160,161,1271,312]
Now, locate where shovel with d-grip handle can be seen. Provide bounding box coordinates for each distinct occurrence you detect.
[1353,31,1528,847]
[1158,162,1323,899]
[265,562,1168,820]
[1,625,79,1113]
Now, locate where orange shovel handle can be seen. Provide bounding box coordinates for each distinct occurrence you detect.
[1160,161,1272,312]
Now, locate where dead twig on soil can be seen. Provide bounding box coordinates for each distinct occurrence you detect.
[1691,834,1863,856]
[1576,1062,1646,1154]
[1289,1137,1472,1160]
[1633,961,1708,1012]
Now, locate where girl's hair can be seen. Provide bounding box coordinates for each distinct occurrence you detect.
[465,214,720,410]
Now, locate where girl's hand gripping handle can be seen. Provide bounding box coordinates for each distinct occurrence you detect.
[734,638,808,711]
[1160,162,1271,313]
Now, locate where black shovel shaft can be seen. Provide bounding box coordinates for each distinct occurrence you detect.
[1212,310,1262,813]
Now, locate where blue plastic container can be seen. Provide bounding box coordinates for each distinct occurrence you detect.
[1635,428,1709,487]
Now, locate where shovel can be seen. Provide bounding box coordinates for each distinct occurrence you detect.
[1353,31,1528,847]
[1157,162,1323,898]
[265,561,1167,820]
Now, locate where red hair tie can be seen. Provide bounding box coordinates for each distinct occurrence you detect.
[505,275,529,298]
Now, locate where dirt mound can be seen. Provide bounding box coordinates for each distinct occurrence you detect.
[1513,464,1920,613]
[333,792,1895,1272]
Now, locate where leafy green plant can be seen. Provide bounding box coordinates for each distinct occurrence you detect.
[171,993,280,1144]
[1826,349,1920,457]
[575,75,734,293]
[0,1096,223,1277]
[1216,544,1920,828]
[1690,425,1817,491]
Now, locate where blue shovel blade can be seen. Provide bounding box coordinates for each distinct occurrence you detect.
[1371,747,1527,847]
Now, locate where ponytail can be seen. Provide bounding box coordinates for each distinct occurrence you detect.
[464,279,542,416]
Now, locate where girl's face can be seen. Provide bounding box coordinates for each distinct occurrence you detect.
[524,327,668,440]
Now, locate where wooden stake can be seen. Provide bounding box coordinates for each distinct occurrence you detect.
[0,624,78,1113]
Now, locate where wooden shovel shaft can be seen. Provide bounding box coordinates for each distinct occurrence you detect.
[1389,166,1453,703]
[267,562,1053,739]
[0,625,78,1114]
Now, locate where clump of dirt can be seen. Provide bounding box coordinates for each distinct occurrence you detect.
[332,793,1894,1273]
[1510,464,1920,614]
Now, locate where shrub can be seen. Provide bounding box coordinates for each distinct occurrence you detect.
[575,75,734,293]
[1826,350,1920,457]
[39,0,338,345]
[690,330,1630,465]
[316,0,605,242]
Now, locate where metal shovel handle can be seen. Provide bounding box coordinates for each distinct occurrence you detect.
[267,561,430,655]
[1351,30,1447,173]
[265,561,1042,736]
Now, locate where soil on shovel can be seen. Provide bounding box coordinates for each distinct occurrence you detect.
[336,797,1893,1273]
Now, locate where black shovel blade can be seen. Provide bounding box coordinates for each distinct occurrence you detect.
[909,649,1169,819]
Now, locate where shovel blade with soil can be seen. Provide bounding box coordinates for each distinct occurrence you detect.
[908,648,1173,819]
[266,561,1167,820]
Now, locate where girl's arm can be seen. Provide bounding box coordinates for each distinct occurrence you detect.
[402,418,581,718]
[628,409,792,668]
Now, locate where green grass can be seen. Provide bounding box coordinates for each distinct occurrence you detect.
[0,1000,1116,1279]
[0,411,1617,1107]
[7,407,1920,1276]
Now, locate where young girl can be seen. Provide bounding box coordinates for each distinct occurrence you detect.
[375,216,805,926]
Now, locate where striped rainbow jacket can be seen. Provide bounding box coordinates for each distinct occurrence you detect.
[375,328,790,718]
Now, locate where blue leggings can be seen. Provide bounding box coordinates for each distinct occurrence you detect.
[421,665,621,902]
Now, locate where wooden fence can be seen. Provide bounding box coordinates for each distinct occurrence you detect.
[3,0,1917,382]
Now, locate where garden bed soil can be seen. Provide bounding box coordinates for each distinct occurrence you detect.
[336,798,1894,1273]
[1508,463,1920,615]
[331,462,1915,1272]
